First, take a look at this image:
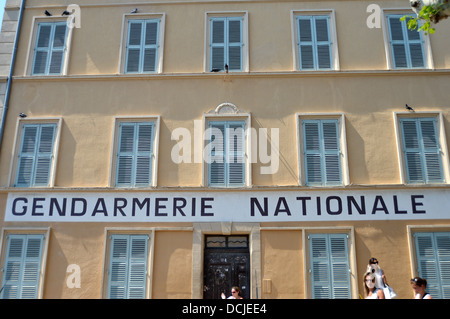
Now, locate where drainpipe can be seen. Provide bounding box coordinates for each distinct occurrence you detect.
[0,0,26,151]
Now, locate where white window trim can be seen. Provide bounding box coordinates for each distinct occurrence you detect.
[296,113,349,187]
[0,227,51,299]
[290,9,340,71]
[109,116,161,188]
[202,104,252,187]
[302,227,358,299]
[393,111,449,184]
[118,13,166,74]
[8,117,62,188]
[204,11,249,73]
[381,8,434,70]
[25,16,74,76]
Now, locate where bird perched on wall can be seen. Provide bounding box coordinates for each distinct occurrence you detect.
[405,104,415,112]
[62,10,70,16]
[45,10,52,16]
[225,64,229,73]
[131,8,138,14]
[19,113,27,118]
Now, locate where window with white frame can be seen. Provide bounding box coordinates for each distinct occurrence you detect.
[385,14,430,69]
[31,21,68,75]
[206,121,246,187]
[206,12,248,72]
[115,121,157,187]
[301,119,343,186]
[308,233,351,299]
[14,123,58,187]
[106,234,150,299]
[399,117,444,184]
[413,232,450,299]
[0,234,46,299]
[293,12,338,71]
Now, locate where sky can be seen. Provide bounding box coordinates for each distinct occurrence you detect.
[0,0,5,31]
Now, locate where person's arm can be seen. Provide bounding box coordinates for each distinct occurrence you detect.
[377,289,385,299]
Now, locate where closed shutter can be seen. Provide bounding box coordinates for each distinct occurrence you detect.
[303,119,341,186]
[415,232,450,299]
[400,118,443,183]
[16,124,56,187]
[32,22,67,75]
[208,121,245,187]
[126,20,159,73]
[1,234,44,299]
[116,122,154,187]
[297,16,332,70]
[210,17,243,71]
[388,15,424,69]
[108,235,149,299]
[309,234,351,299]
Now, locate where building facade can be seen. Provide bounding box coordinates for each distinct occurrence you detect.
[0,0,449,299]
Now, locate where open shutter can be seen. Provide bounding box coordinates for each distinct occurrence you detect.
[401,118,443,183]
[415,232,450,299]
[227,122,245,186]
[1,234,44,299]
[108,235,148,299]
[309,234,350,299]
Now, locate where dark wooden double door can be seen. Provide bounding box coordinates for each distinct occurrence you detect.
[203,235,250,299]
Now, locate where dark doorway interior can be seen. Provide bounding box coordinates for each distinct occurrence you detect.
[203,235,250,299]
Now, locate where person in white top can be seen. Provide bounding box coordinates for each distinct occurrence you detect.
[364,273,385,299]
[411,277,432,299]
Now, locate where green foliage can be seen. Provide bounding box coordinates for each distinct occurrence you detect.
[401,3,446,34]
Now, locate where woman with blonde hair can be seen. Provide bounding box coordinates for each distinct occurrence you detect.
[364,272,385,299]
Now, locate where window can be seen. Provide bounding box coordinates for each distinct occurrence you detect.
[107,234,149,299]
[0,234,45,299]
[207,121,246,187]
[308,233,351,299]
[121,14,165,74]
[301,119,343,186]
[115,121,156,187]
[384,13,432,69]
[125,19,160,73]
[205,12,248,72]
[414,232,450,299]
[399,118,444,184]
[292,11,338,71]
[15,123,58,187]
[31,21,68,75]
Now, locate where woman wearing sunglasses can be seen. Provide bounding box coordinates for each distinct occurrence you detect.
[364,272,385,299]
[221,286,244,299]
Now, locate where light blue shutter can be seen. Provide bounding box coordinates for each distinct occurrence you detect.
[210,17,242,71]
[126,20,159,73]
[303,120,341,186]
[108,235,149,299]
[227,122,245,186]
[209,122,226,185]
[388,15,424,69]
[309,234,351,299]
[208,122,245,187]
[401,118,443,183]
[415,232,450,299]
[1,234,44,299]
[32,22,67,75]
[116,123,154,187]
[16,124,56,187]
[297,16,332,70]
